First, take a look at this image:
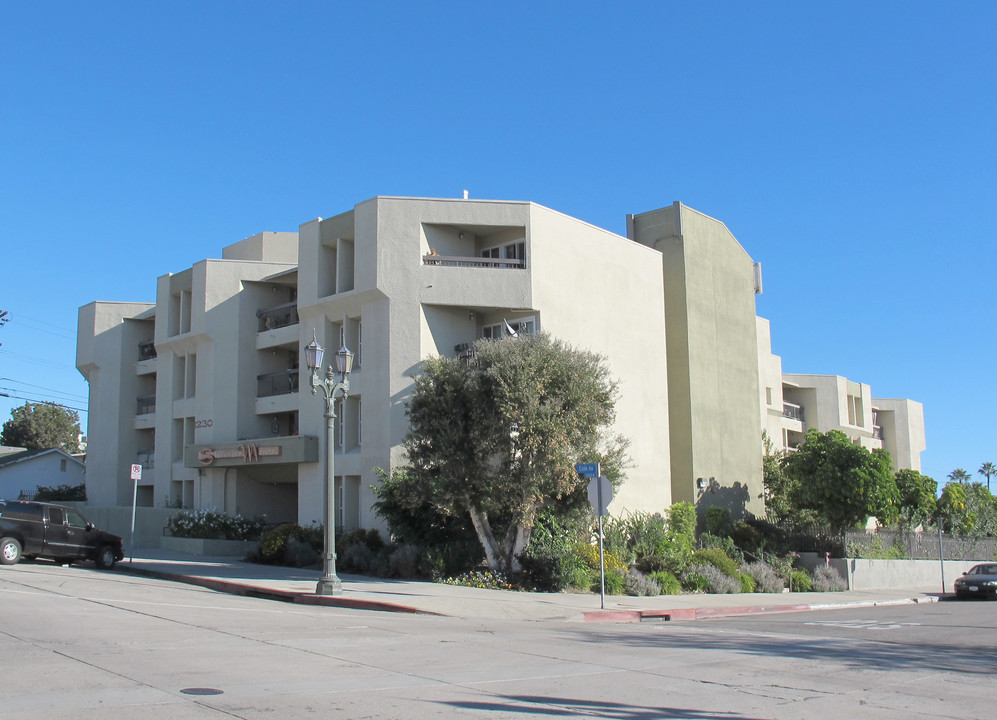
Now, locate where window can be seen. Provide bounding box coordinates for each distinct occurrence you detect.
[481,240,526,267]
[847,394,864,427]
[67,510,88,529]
[483,316,536,339]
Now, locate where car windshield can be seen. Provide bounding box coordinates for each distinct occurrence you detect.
[971,565,997,575]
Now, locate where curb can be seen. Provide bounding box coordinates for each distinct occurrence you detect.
[119,566,443,615]
[581,595,938,623]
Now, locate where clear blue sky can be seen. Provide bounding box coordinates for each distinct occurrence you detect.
[1,2,993,491]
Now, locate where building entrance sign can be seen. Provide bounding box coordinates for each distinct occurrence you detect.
[184,436,318,468]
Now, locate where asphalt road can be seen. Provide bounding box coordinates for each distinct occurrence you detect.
[2,562,994,719]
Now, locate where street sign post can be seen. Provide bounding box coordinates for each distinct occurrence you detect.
[129,464,142,563]
[579,466,613,611]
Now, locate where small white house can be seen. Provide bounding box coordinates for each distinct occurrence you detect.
[0,448,86,501]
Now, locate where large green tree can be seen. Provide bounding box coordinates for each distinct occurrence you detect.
[780,429,898,530]
[1,402,82,452]
[936,482,971,534]
[386,332,629,573]
[893,469,937,530]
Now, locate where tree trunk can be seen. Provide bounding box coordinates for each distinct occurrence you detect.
[468,506,504,571]
[468,505,536,574]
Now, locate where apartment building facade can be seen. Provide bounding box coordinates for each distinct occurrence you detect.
[77,196,925,532]
[757,317,925,471]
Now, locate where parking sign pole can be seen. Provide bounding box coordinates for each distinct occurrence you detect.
[129,464,142,563]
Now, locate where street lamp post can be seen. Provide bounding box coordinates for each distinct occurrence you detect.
[304,331,354,596]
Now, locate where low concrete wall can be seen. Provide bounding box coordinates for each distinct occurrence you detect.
[843,558,983,592]
[67,504,176,548]
[160,536,254,557]
[799,553,986,591]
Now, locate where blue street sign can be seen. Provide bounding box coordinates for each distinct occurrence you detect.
[576,462,600,478]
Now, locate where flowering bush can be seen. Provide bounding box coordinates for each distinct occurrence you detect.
[739,560,785,593]
[165,509,266,541]
[681,563,741,594]
[442,570,516,590]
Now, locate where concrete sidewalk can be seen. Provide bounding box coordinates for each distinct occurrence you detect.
[117,548,944,623]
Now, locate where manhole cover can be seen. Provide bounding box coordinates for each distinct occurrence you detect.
[180,688,224,696]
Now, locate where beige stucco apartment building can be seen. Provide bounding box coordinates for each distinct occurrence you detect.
[76,196,925,532]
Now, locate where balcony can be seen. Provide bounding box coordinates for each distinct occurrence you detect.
[138,340,157,361]
[257,302,299,332]
[257,369,299,398]
[783,402,804,422]
[137,450,155,470]
[423,254,525,269]
[136,394,156,415]
[873,425,884,440]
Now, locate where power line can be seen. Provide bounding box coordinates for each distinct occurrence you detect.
[0,378,88,401]
[0,392,87,415]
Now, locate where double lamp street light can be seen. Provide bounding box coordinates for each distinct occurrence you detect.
[304,332,354,596]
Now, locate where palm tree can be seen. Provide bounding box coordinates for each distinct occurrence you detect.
[979,462,996,491]
[948,468,971,484]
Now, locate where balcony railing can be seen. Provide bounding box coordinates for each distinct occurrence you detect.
[783,402,804,422]
[257,302,299,332]
[137,451,154,470]
[138,340,157,361]
[424,254,526,269]
[257,369,300,398]
[136,395,156,415]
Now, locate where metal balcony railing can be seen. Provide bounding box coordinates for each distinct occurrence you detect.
[423,254,525,269]
[257,370,300,398]
[136,395,156,415]
[137,451,155,470]
[138,340,157,361]
[257,302,299,332]
[782,402,804,422]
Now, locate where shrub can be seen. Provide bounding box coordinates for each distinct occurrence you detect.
[690,548,740,577]
[341,543,378,574]
[703,506,733,537]
[649,571,682,595]
[737,572,756,593]
[34,483,86,502]
[681,569,709,593]
[740,561,785,593]
[572,542,629,575]
[568,565,596,591]
[255,523,321,566]
[388,543,420,578]
[681,563,740,594]
[283,538,318,567]
[517,510,586,592]
[167,509,266,541]
[625,569,661,596]
[602,569,626,595]
[789,569,812,593]
[698,532,743,562]
[812,564,848,591]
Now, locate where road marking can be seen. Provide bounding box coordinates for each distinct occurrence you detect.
[804,619,921,630]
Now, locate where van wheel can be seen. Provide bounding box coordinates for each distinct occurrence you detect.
[1,537,22,565]
[95,545,117,570]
